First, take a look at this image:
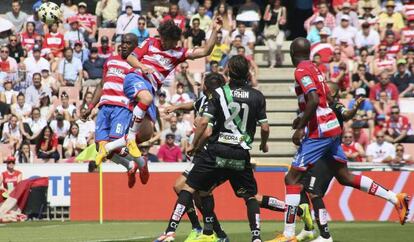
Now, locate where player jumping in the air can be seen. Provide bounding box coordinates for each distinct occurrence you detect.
[155,56,271,242]
[91,33,151,187]
[95,18,223,165]
[267,38,410,242]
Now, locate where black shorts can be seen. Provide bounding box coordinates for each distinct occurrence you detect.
[186,144,258,199]
[300,157,335,197]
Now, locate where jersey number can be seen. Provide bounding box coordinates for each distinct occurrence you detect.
[224,102,249,132]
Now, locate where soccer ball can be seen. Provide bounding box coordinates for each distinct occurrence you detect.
[38,2,62,25]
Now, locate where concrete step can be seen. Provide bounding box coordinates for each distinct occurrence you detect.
[256,42,292,52]
[255,126,293,141]
[255,52,293,67]
[266,99,298,112]
[257,83,295,98]
[257,68,295,82]
[266,112,296,126]
[251,141,296,157]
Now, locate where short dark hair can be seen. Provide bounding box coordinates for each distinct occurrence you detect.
[158,20,182,42]
[32,72,41,79]
[192,18,200,23]
[17,92,24,99]
[237,46,245,51]
[391,105,400,110]
[228,55,249,85]
[357,64,366,69]
[138,16,146,22]
[204,73,225,93]
[209,60,218,66]
[64,47,73,53]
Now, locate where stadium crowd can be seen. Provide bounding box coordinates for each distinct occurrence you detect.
[0,0,412,166]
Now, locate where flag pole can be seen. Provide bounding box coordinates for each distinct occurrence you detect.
[99,163,103,224]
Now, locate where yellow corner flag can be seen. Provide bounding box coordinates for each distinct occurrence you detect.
[75,144,98,162]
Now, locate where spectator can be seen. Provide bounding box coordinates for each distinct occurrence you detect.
[380,19,400,41]
[393,143,414,164]
[73,41,89,63]
[370,71,399,103]
[121,0,141,15]
[190,6,212,33]
[64,17,85,49]
[229,35,253,59]
[374,90,394,116]
[352,64,376,95]
[341,130,365,162]
[36,126,60,162]
[366,131,396,163]
[382,32,402,59]
[0,46,18,81]
[44,22,65,58]
[83,47,104,87]
[174,62,196,98]
[63,123,87,158]
[306,16,330,44]
[179,0,199,18]
[49,113,70,145]
[80,92,95,110]
[56,91,77,121]
[0,156,22,192]
[373,45,397,76]
[23,44,50,88]
[385,105,414,143]
[213,2,234,32]
[391,59,414,97]
[310,30,334,65]
[352,121,370,149]
[25,73,52,108]
[354,48,374,75]
[157,133,183,162]
[401,16,414,52]
[335,2,359,27]
[27,36,52,61]
[20,22,38,52]
[130,17,149,46]
[41,69,59,96]
[176,111,192,136]
[76,2,97,44]
[1,115,21,152]
[139,141,159,163]
[338,37,355,60]
[161,116,187,151]
[115,2,138,42]
[171,83,192,105]
[332,0,358,13]
[264,0,287,67]
[208,31,229,69]
[332,15,357,46]
[0,96,11,136]
[355,22,380,53]
[7,35,24,64]
[358,2,376,25]
[11,93,31,120]
[203,0,213,18]
[162,3,186,31]
[5,0,28,33]
[378,1,405,31]
[95,0,120,28]
[237,0,261,32]
[97,36,113,60]
[348,88,375,128]
[14,141,33,164]
[237,46,259,87]
[304,3,336,32]
[61,0,78,22]
[184,18,206,49]
[76,107,95,145]
[58,47,83,87]
[374,114,387,138]
[312,53,328,75]
[329,50,349,90]
[231,22,256,52]
[20,107,47,144]
[39,93,54,121]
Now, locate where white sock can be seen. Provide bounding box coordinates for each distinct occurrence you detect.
[284,185,301,238]
[104,138,126,153]
[128,104,147,142]
[358,175,398,204]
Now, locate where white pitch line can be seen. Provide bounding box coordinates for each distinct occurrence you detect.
[88,236,151,242]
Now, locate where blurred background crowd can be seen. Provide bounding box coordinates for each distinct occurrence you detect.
[0,0,412,166]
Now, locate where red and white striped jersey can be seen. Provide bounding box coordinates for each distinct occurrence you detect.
[99,55,133,110]
[405,3,414,20]
[294,61,342,139]
[401,27,414,44]
[375,56,396,71]
[130,37,189,91]
[76,14,96,30]
[310,42,334,64]
[44,32,65,56]
[381,41,402,59]
[20,32,39,51]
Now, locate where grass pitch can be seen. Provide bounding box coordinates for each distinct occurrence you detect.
[0,221,412,242]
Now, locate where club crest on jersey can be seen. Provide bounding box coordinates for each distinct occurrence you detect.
[300,76,313,87]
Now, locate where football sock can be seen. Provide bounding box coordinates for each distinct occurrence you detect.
[201,195,215,235]
[283,185,301,238]
[127,102,149,142]
[212,212,227,238]
[299,190,312,231]
[104,138,126,154]
[246,198,261,241]
[352,175,398,204]
[165,190,192,233]
[260,195,285,212]
[186,201,202,230]
[110,153,130,170]
[311,197,331,239]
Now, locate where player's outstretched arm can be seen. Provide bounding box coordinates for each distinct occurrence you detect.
[164,101,195,114]
[187,17,223,60]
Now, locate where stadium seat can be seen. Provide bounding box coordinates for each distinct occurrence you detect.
[97,28,116,46]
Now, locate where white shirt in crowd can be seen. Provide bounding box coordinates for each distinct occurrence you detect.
[63,135,87,150]
[23,56,50,85]
[355,29,380,49]
[332,25,358,45]
[56,104,77,118]
[231,29,256,46]
[49,120,71,138]
[2,121,21,142]
[121,0,141,12]
[11,103,32,120]
[177,119,192,135]
[366,141,396,163]
[23,117,47,135]
[76,119,95,141]
[170,93,192,105]
[116,13,138,35]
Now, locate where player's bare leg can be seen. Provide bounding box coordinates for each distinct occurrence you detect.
[330,161,410,225]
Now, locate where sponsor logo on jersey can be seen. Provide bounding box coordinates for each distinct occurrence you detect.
[218,132,245,144]
[300,76,313,87]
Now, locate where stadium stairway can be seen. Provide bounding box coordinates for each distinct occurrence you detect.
[251,41,297,166]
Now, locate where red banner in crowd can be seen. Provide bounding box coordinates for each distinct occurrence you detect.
[70,172,414,222]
